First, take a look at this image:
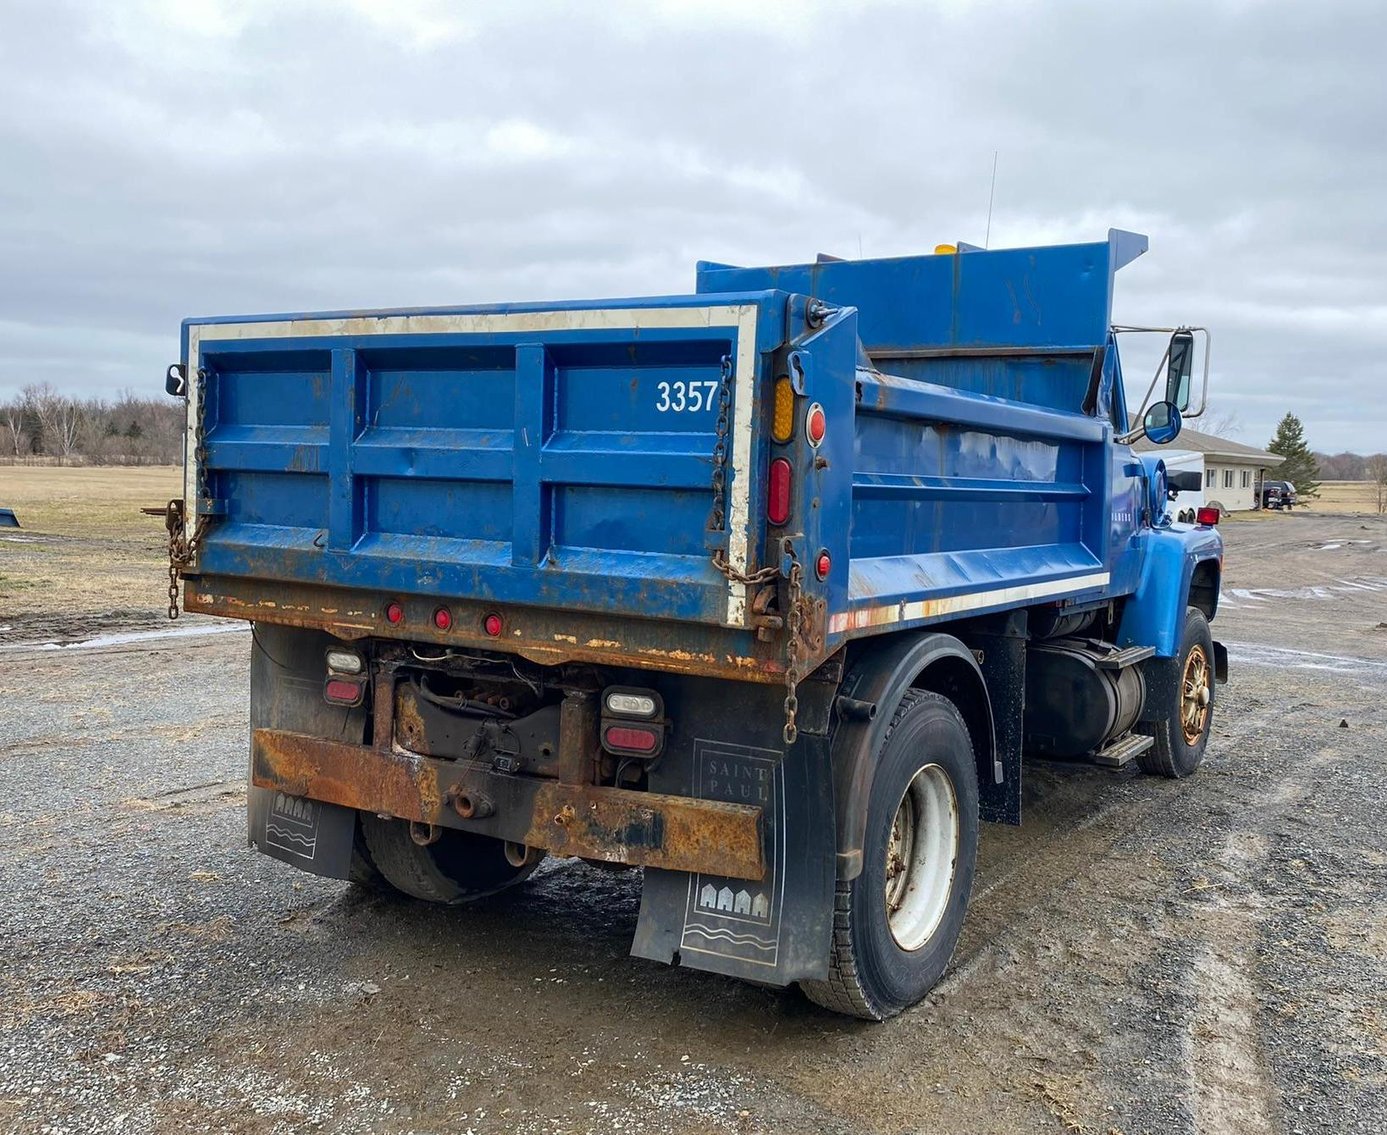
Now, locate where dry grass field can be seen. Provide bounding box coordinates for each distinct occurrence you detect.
[0,464,185,640]
[1309,479,1383,513]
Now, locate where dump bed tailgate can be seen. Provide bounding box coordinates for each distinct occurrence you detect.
[180,296,778,629]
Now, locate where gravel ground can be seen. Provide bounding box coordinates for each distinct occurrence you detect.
[0,512,1383,1135]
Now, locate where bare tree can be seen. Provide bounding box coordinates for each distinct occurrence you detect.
[1,400,25,456]
[22,382,59,456]
[1368,454,1387,515]
[1201,404,1243,439]
[50,398,85,464]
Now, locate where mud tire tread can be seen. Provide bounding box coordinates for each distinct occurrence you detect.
[1137,606,1215,778]
[801,689,976,1020]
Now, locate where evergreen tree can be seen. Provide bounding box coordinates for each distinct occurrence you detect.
[1266,413,1320,498]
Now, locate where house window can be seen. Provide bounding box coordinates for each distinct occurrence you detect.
[1206,469,1216,488]
[1241,470,1251,488]
[1223,469,1234,489]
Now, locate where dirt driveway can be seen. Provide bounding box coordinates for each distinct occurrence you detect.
[1,512,1384,1134]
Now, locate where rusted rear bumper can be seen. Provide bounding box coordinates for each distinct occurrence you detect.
[251,728,766,881]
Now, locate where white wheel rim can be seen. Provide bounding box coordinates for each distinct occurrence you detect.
[885,763,959,952]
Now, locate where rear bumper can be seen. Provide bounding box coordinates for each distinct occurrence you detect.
[250,728,766,882]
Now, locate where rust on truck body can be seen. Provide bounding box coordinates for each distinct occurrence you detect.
[183,574,826,684]
[250,728,766,881]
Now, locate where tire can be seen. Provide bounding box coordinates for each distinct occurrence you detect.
[800,690,979,1020]
[359,815,538,904]
[1136,606,1215,778]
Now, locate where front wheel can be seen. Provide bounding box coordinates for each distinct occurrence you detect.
[1137,606,1215,778]
[801,690,979,1020]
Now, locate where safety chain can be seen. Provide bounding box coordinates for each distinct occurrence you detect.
[707,354,734,532]
[709,548,781,587]
[164,368,212,620]
[165,501,209,619]
[192,367,210,503]
[782,548,805,746]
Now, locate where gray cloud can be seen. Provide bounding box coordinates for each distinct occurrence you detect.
[1,0,1384,451]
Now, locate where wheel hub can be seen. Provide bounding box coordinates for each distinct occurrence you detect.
[884,763,959,952]
[1180,644,1211,746]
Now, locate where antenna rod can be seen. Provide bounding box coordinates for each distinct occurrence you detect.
[985,150,998,249]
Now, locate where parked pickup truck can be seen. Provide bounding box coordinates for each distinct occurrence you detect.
[1261,479,1298,510]
[165,229,1226,1019]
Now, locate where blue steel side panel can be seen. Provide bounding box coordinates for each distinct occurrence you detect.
[189,296,784,627]
[821,370,1111,639]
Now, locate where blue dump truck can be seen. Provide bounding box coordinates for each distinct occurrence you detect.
[165,229,1225,1019]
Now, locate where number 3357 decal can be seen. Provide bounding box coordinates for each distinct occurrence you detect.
[655,380,719,413]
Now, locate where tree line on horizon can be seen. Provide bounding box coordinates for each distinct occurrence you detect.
[1,384,184,465]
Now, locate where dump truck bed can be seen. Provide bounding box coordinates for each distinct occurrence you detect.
[180,234,1146,680]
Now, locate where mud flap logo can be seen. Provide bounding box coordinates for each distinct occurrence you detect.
[265,792,321,862]
[680,740,784,968]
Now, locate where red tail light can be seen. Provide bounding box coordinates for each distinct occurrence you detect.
[767,458,792,525]
[433,606,453,630]
[603,724,661,755]
[384,601,404,625]
[324,676,365,706]
[1196,506,1220,527]
[483,613,503,637]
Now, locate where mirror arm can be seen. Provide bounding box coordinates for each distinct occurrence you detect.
[1127,340,1173,437]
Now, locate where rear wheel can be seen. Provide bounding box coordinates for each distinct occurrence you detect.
[1137,606,1214,778]
[800,690,979,1020]
[360,815,538,904]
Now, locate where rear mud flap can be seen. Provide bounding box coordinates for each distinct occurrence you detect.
[247,784,357,880]
[1213,640,1229,684]
[632,723,836,987]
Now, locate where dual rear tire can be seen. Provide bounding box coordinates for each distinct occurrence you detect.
[358,814,538,904]
[802,690,979,1020]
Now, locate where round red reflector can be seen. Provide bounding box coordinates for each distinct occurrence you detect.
[806,403,826,445]
[384,601,404,625]
[484,613,503,638]
[604,724,659,754]
[433,607,453,631]
[767,458,792,525]
[816,551,831,580]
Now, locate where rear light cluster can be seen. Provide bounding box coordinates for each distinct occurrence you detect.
[600,687,665,758]
[766,374,834,585]
[324,646,367,706]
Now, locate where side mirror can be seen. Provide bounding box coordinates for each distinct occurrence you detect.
[1143,401,1182,445]
[1164,330,1195,412]
[165,363,188,398]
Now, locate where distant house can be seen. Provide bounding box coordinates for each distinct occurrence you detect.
[1133,424,1282,512]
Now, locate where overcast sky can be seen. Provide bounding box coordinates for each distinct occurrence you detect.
[2,0,1384,452]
